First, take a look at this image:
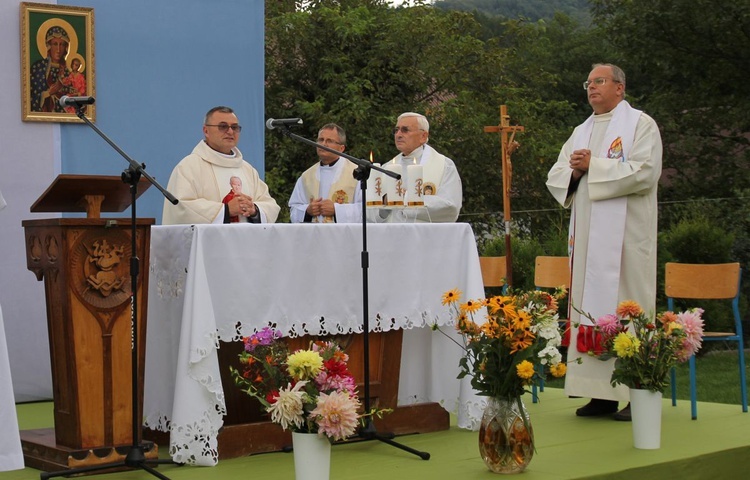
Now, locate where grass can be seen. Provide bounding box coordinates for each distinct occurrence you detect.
[544,347,750,405]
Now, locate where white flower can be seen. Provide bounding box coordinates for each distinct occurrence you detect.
[267,381,307,431]
[537,345,562,365]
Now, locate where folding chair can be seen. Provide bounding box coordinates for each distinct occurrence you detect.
[666,262,746,419]
[532,256,570,403]
[478,256,507,294]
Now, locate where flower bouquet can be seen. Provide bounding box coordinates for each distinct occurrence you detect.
[438,288,569,400]
[436,288,568,473]
[582,300,704,392]
[229,327,361,441]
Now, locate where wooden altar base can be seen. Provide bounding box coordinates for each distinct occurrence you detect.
[20,428,159,473]
[144,328,450,460]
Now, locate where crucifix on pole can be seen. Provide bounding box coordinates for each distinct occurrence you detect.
[483,105,524,288]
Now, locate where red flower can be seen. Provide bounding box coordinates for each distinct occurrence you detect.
[323,358,349,377]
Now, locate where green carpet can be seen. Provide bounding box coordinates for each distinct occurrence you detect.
[3,388,750,479]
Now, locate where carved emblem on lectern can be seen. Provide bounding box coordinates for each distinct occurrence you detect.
[85,239,126,297]
[71,230,131,309]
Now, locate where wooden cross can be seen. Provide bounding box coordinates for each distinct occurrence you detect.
[484,105,524,288]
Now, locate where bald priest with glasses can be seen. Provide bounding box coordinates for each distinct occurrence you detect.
[384,112,463,223]
[163,106,280,225]
[288,123,362,223]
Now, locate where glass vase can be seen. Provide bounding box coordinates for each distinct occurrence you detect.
[478,396,534,474]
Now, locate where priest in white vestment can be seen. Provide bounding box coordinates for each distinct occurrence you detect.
[378,112,462,223]
[546,63,663,420]
[162,106,280,225]
[289,123,361,223]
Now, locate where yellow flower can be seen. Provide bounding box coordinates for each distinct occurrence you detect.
[460,299,482,314]
[287,350,324,380]
[516,360,535,380]
[549,362,566,378]
[510,331,535,353]
[665,322,683,336]
[510,309,532,331]
[616,300,643,318]
[441,288,462,306]
[613,332,640,358]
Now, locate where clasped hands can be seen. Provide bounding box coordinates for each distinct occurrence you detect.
[307,197,336,217]
[569,149,590,180]
[229,194,257,217]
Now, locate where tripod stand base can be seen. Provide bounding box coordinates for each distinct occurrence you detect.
[20,428,159,473]
[355,421,431,460]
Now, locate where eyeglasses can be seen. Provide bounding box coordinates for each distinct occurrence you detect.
[316,138,342,146]
[205,123,242,132]
[583,77,619,90]
[392,126,421,135]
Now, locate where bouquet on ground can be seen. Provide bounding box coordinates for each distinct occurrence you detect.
[582,300,704,392]
[230,327,361,441]
[436,288,568,400]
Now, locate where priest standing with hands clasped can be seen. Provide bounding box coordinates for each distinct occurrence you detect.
[546,63,663,421]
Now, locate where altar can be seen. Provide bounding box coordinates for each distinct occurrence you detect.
[143,223,486,466]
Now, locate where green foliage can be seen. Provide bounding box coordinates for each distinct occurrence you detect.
[481,233,559,292]
[434,0,592,24]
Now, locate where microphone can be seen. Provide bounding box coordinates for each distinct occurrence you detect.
[59,95,96,108]
[265,117,303,130]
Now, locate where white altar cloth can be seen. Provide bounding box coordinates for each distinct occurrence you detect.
[143,223,487,466]
[0,305,24,471]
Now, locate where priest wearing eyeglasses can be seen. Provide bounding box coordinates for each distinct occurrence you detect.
[162,106,280,225]
[373,112,462,223]
[546,63,663,421]
[288,123,361,223]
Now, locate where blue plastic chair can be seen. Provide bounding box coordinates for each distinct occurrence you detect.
[531,256,570,403]
[667,262,746,420]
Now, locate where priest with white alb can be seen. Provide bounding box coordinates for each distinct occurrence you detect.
[289,123,361,223]
[380,112,462,223]
[546,63,663,421]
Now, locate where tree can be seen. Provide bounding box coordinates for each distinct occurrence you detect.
[264,1,604,240]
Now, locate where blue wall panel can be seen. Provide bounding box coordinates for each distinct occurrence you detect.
[59,0,265,223]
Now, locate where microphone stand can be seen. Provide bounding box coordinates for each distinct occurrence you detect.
[273,125,430,460]
[41,105,179,479]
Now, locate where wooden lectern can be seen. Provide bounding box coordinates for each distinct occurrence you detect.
[20,174,157,472]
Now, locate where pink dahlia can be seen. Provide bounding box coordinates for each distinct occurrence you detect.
[596,314,621,336]
[675,308,704,362]
[309,391,361,441]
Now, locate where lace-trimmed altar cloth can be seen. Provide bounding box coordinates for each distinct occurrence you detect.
[143,223,487,466]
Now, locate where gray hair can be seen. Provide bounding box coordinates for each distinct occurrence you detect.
[318,123,347,146]
[398,112,429,132]
[204,106,235,125]
[592,63,626,90]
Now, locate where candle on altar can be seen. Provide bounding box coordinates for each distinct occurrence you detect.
[406,159,424,206]
[366,152,383,206]
[383,163,404,206]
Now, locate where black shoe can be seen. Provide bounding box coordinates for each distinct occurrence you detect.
[575,399,619,417]
[613,403,631,421]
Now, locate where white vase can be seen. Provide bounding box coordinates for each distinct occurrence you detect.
[629,388,662,449]
[292,432,331,480]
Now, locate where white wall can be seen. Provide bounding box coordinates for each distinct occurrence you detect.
[0,0,59,401]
